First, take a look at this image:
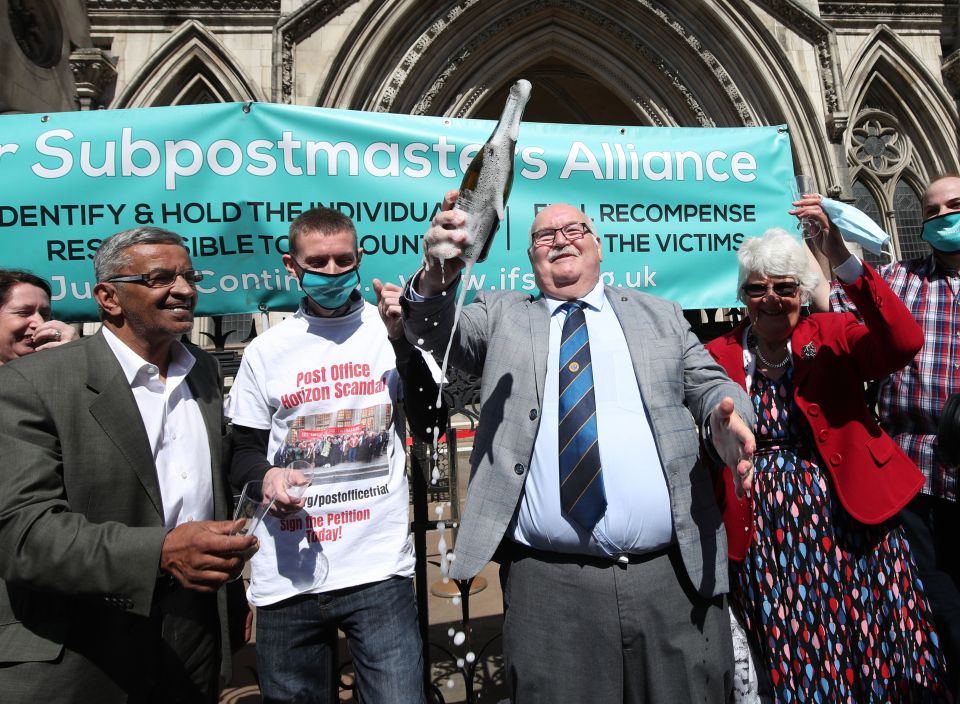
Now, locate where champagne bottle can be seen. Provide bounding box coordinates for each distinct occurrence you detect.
[455,79,532,263]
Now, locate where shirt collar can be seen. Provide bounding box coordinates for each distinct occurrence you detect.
[928,252,960,279]
[101,326,195,387]
[544,280,606,316]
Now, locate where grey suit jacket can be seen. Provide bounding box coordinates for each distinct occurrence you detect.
[0,332,234,698]
[404,284,753,597]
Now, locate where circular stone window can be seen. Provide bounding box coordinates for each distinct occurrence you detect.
[8,0,63,69]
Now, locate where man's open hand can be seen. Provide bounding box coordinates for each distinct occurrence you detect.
[709,396,756,499]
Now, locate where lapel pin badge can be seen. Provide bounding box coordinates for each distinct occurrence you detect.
[802,342,817,359]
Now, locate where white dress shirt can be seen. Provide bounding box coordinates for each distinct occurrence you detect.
[510,281,674,557]
[102,328,213,529]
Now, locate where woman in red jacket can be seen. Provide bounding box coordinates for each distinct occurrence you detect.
[706,199,947,703]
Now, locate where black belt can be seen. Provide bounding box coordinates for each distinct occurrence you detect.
[504,541,673,567]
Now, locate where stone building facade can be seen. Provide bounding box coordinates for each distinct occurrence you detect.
[3,0,959,291]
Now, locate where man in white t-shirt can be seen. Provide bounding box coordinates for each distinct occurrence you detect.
[226,207,434,704]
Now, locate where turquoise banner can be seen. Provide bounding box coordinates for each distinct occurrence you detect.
[0,102,796,320]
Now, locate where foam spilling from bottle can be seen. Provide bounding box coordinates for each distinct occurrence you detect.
[436,260,472,413]
[437,520,448,577]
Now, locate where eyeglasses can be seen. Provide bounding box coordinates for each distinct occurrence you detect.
[105,268,204,288]
[531,222,592,248]
[741,281,800,299]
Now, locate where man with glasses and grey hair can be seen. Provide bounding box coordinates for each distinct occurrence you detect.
[390,192,756,703]
[0,226,256,704]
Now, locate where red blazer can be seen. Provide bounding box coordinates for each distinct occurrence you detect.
[705,264,925,561]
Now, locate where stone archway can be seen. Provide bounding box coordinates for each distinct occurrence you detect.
[113,19,265,108]
[280,0,839,185]
[844,24,960,182]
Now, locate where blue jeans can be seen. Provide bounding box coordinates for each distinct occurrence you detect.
[256,576,425,704]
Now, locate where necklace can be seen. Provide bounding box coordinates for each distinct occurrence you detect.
[753,343,790,369]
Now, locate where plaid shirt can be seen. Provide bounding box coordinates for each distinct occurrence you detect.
[830,255,959,501]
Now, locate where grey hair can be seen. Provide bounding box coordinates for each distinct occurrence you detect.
[736,228,820,304]
[94,227,186,281]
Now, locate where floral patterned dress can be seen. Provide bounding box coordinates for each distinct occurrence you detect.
[730,368,948,703]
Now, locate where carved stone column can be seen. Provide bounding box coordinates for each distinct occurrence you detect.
[69,48,118,110]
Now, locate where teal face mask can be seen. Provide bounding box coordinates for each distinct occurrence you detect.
[299,266,360,310]
[921,211,960,252]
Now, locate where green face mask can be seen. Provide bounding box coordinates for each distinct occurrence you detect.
[298,266,360,310]
[921,211,960,253]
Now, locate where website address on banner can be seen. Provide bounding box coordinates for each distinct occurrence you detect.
[47,266,664,301]
[452,266,660,290]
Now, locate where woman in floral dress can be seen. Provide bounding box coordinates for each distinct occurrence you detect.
[706,210,947,702]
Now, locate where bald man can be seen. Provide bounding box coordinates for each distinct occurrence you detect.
[395,194,755,704]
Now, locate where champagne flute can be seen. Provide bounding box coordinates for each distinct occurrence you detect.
[228,480,275,582]
[284,459,314,499]
[283,462,329,585]
[285,461,330,585]
[791,174,823,241]
[231,479,276,536]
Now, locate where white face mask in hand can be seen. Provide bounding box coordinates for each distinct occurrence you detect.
[819,198,891,257]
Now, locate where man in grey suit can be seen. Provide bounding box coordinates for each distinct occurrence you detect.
[0,227,257,703]
[396,194,756,703]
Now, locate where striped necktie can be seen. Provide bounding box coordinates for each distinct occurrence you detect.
[558,301,606,529]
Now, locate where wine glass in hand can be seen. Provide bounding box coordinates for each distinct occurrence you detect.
[284,460,314,500]
[232,480,275,536]
[791,174,823,241]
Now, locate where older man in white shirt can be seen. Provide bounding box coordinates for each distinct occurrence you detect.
[0,226,256,704]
